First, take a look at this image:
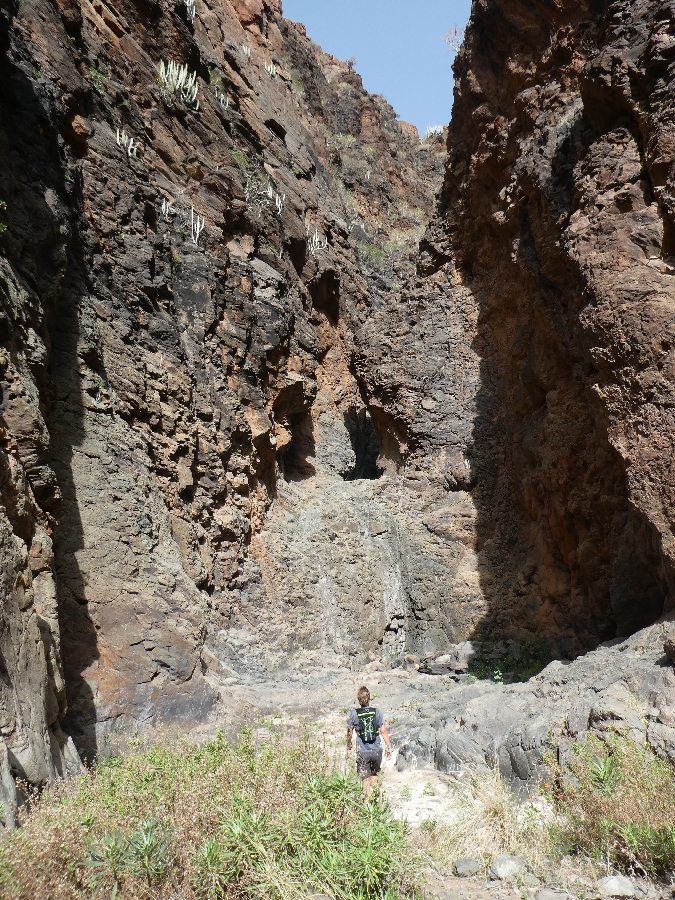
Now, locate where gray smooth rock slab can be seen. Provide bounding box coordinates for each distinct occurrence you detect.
[597,875,636,898]
[453,858,482,877]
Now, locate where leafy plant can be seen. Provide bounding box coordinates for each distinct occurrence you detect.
[83,828,129,898]
[125,818,171,886]
[1,730,421,900]
[171,249,183,276]
[548,733,675,875]
[589,755,619,795]
[89,65,109,96]
[0,200,6,234]
[192,836,231,899]
[228,148,249,170]
[158,59,200,109]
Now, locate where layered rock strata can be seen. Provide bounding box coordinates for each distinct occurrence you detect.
[386,0,675,787]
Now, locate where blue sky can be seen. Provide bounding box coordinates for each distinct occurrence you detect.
[282,0,472,136]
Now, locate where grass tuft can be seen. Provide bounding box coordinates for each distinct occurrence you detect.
[547,733,675,875]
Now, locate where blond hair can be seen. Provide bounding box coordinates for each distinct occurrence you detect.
[357,685,370,706]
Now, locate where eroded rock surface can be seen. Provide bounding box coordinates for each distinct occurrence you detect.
[429,0,675,653]
[0,0,454,817]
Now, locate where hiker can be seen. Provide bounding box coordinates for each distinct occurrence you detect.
[346,685,393,797]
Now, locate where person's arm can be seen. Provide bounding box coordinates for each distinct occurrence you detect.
[346,711,355,751]
[380,724,393,756]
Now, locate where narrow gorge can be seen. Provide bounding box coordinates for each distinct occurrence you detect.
[2,0,675,833]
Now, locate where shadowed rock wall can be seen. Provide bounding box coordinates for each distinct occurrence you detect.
[418,0,675,657]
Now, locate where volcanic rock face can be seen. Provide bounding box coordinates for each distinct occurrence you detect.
[2,0,675,828]
[426,0,675,654]
[0,0,456,817]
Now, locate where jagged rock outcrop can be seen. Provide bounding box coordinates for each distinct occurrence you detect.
[396,621,675,794]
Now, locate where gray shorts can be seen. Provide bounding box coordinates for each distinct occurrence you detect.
[356,745,383,778]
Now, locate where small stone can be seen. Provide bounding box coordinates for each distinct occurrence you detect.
[453,858,482,877]
[490,854,526,880]
[536,889,567,900]
[522,875,540,888]
[597,875,636,898]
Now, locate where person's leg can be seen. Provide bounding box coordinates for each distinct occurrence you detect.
[356,751,370,795]
[370,748,383,798]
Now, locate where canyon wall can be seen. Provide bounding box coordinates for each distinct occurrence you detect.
[2,0,675,827]
[430,0,675,654]
[0,0,464,824]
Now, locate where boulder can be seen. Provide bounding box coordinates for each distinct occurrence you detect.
[663,626,675,663]
[597,875,635,898]
[453,858,482,877]
[490,854,526,880]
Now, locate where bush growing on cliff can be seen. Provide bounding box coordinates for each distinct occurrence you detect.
[0,729,421,900]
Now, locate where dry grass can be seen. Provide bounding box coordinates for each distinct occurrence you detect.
[548,733,675,875]
[0,728,421,900]
[414,765,548,872]
[415,734,675,878]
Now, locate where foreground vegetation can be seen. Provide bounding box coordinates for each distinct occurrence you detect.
[548,734,675,876]
[0,730,421,900]
[419,732,675,880]
[3,725,675,898]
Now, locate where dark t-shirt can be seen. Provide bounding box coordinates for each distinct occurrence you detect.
[347,706,384,751]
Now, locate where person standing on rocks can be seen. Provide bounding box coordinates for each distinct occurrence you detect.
[346,685,393,798]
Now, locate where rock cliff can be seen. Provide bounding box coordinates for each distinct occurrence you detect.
[2,0,675,828]
[391,0,675,788]
[0,0,453,821]
[432,0,675,652]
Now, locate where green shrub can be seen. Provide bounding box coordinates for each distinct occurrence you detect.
[83,828,129,898]
[0,731,420,900]
[89,65,109,96]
